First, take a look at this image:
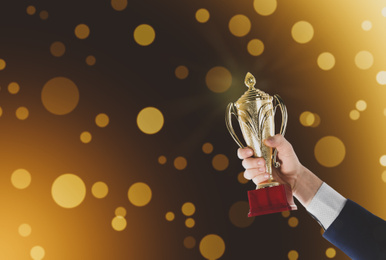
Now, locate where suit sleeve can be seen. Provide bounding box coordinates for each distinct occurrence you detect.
[323,199,386,260]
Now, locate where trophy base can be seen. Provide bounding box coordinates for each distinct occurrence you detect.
[247,184,297,217]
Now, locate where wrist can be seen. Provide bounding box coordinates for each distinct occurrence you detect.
[292,165,323,207]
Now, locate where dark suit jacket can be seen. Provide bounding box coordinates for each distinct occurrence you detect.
[323,199,386,260]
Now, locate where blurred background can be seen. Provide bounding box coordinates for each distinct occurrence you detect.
[0,0,385,259]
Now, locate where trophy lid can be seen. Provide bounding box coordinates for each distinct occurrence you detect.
[236,72,271,104]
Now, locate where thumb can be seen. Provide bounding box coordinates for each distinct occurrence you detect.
[264,134,291,153]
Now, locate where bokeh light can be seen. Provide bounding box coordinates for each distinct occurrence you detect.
[0,59,6,70]
[80,131,92,143]
[182,202,196,216]
[199,234,225,260]
[165,211,175,221]
[8,82,20,94]
[247,39,264,56]
[381,170,386,183]
[95,113,109,127]
[326,247,336,258]
[175,65,189,79]
[19,223,32,237]
[237,172,249,184]
[282,211,290,218]
[196,8,210,23]
[51,174,86,208]
[133,24,155,46]
[91,181,108,199]
[288,250,299,260]
[128,182,152,207]
[75,24,90,39]
[228,14,251,37]
[115,207,127,217]
[30,246,45,260]
[314,136,346,167]
[183,236,196,249]
[361,20,372,31]
[229,201,255,228]
[185,218,195,228]
[380,155,386,166]
[39,11,48,20]
[11,169,32,189]
[112,216,127,231]
[349,110,360,120]
[16,106,29,120]
[137,107,164,134]
[356,100,367,111]
[202,142,214,154]
[317,52,335,70]
[299,111,315,127]
[382,7,386,17]
[86,55,96,66]
[41,77,80,115]
[158,155,167,165]
[205,66,232,93]
[0,107,2,117]
[355,51,373,70]
[174,156,187,170]
[288,216,299,228]
[376,71,386,85]
[50,41,66,57]
[291,21,314,44]
[26,5,36,15]
[253,0,277,16]
[111,0,128,11]
[212,154,229,171]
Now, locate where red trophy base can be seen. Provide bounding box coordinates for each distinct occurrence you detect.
[248,184,297,217]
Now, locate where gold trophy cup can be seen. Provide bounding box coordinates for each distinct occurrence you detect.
[226,72,297,217]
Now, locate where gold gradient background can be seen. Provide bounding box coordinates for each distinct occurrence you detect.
[0,0,385,259]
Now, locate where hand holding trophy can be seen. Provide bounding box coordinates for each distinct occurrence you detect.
[226,72,297,217]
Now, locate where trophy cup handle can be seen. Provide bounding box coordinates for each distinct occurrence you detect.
[272,95,288,168]
[225,103,245,148]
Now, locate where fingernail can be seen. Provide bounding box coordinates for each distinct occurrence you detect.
[257,160,264,166]
[264,174,269,179]
[247,149,253,156]
[258,167,265,172]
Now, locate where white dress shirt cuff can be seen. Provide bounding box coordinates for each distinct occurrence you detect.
[305,182,347,230]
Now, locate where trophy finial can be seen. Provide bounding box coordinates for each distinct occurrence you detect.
[245,72,256,89]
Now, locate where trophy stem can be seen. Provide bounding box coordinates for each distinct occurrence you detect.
[257,181,280,189]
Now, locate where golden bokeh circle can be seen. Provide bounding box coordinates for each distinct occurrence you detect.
[288,216,299,227]
[205,66,232,93]
[174,156,187,170]
[299,111,315,127]
[0,107,2,117]
[19,223,32,237]
[80,131,92,143]
[349,110,360,120]
[30,246,45,260]
[11,169,32,189]
[51,174,86,208]
[112,216,127,231]
[8,82,20,94]
[237,172,249,184]
[175,65,189,79]
[228,14,251,37]
[183,236,196,249]
[137,107,164,134]
[115,207,127,217]
[16,107,29,120]
[50,41,66,57]
[382,7,386,17]
[202,142,214,154]
[355,51,373,70]
[158,155,167,165]
[91,181,109,199]
[95,113,109,127]
[317,52,335,70]
[288,250,299,260]
[86,55,96,66]
[196,8,210,23]
[26,6,36,15]
[356,100,367,111]
[381,170,386,183]
[376,71,386,85]
[281,211,290,218]
[0,59,6,70]
[380,155,386,166]
[39,11,49,20]
[212,154,229,171]
[111,0,128,11]
[182,202,196,216]
[247,39,264,56]
[314,136,346,167]
[41,77,80,115]
[326,247,336,258]
[291,21,314,44]
[199,234,225,260]
[185,218,195,228]
[229,201,255,228]
[75,24,90,39]
[128,182,152,207]
[134,24,156,46]
[253,0,277,16]
[361,20,372,31]
[310,113,321,127]
[165,211,175,221]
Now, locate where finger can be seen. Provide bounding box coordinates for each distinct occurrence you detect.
[237,147,254,159]
[242,157,266,169]
[264,134,293,153]
[251,174,270,185]
[244,168,266,180]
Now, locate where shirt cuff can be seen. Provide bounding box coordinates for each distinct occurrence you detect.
[305,182,347,230]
